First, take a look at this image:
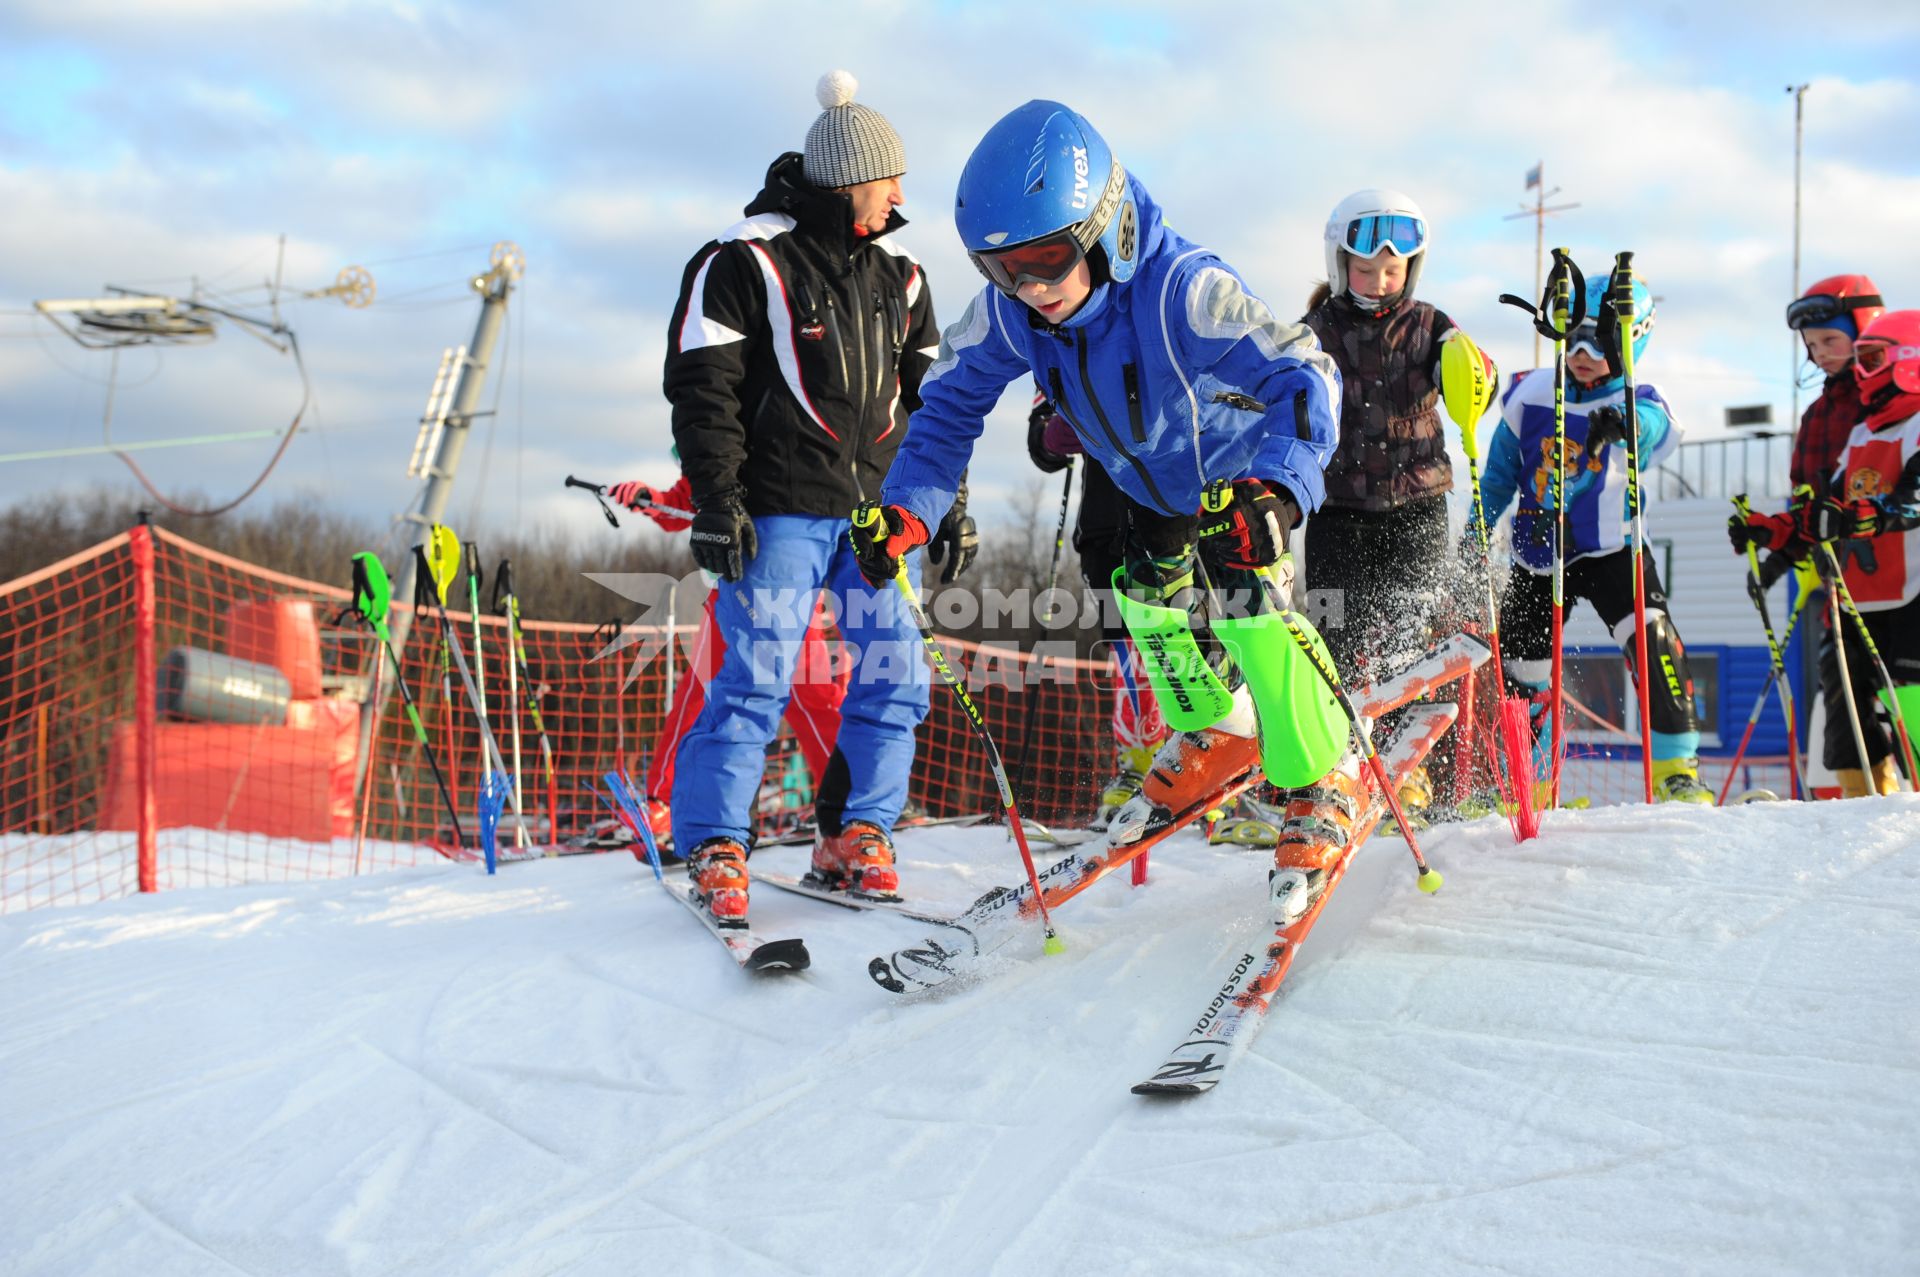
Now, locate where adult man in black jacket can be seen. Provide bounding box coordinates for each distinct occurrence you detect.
[619,71,972,925]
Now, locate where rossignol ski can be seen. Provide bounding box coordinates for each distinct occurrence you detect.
[866,635,1487,995]
[1131,701,1458,1096]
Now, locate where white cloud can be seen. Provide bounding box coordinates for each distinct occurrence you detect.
[0,1,1914,544]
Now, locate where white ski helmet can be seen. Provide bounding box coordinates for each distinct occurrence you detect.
[1324,189,1428,309]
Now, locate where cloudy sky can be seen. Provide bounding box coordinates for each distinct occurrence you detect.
[2,0,1916,542]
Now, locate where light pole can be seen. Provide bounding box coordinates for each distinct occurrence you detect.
[1788,83,1809,425]
[1504,162,1580,367]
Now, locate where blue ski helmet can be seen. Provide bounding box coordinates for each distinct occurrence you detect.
[954,101,1140,291]
[1569,267,1655,371]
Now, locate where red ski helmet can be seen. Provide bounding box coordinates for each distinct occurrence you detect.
[1854,310,1920,398]
[1787,274,1885,340]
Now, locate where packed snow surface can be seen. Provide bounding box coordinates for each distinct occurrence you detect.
[6,798,1918,1275]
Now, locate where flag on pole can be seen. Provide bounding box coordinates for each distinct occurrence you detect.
[1525,162,1543,191]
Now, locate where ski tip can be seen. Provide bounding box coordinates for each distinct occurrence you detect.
[746,938,811,972]
[1130,1080,1212,1097]
[1417,867,1444,894]
[868,956,907,993]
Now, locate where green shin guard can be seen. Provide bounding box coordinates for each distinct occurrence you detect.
[1210,607,1348,788]
[1112,568,1235,731]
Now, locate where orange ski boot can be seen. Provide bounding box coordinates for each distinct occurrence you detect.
[1269,748,1369,924]
[810,820,900,896]
[685,837,750,927]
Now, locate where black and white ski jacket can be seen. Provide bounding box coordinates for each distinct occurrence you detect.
[664,152,940,519]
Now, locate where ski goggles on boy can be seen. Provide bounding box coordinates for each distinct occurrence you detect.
[1342,214,1427,259]
[1786,292,1884,331]
[971,230,1086,294]
[1566,320,1608,360]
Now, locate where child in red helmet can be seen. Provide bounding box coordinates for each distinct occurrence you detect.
[1785,275,1886,497]
[1743,309,1920,796]
[1736,275,1888,796]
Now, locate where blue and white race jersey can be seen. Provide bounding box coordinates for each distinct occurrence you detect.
[1480,368,1680,572]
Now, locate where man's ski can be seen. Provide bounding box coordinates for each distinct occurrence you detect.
[597,769,809,974]
[752,811,992,850]
[755,869,963,927]
[660,873,810,972]
[1130,702,1458,1096]
[864,636,1486,997]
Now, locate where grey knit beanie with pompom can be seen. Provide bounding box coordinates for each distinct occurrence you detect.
[802,70,905,189]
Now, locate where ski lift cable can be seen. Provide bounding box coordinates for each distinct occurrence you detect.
[110,327,314,518]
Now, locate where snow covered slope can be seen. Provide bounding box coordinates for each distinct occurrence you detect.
[5,799,1918,1275]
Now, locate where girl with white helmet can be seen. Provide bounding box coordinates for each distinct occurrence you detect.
[1302,189,1495,818]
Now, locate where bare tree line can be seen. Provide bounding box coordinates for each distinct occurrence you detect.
[0,480,1108,654]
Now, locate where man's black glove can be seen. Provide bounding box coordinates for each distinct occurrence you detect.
[1027,398,1072,474]
[1198,479,1299,569]
[689,494,757,581]
[1585,405,1629,451]
[926,490,979,585]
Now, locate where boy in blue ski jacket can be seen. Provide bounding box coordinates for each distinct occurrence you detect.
[1479,270,1712,802]
[852,100,1363,924]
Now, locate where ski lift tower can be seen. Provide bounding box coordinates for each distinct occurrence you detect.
[384,241,524,661]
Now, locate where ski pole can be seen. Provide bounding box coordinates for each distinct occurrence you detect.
[494,559,561,847]
[565,474,695,526]
[460,541,505,840]
[853,502,1064,954]
[1812,548,1875,789]
[1817,540,1920,785]
[1610,253,1657,805]
[1439,327,1540,825]
[1716,557,1813,803]
[416,536,526,870]
[1502,248,1586,810]
[1012,458,1075,825]
[349,552,467,854]
[1730,498,1805,798]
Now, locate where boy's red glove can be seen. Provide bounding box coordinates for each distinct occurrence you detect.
[1198,479,1299,569]
[850,503,928,587]
[1727,508,1797,554]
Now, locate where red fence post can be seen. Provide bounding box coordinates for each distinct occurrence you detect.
[130,522,158,894]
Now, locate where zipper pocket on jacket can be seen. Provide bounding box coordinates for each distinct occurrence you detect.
[823,293,851,391]
[1123,364,1147,443]
[871,289,889,400]
[1057,351,1174,514]
[1211,390,1267,414]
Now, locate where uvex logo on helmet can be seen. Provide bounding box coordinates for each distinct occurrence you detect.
[1071,146,1090,211]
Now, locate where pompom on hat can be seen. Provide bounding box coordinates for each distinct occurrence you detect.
[803,70,906,189]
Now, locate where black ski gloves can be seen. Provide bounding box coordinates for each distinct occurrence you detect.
[1198,479,1299,570]
[1585,405,1630,451]
[689,494,757,581]
[850,503,929,588]
[1027,398,1073,474]
[926,487,979,585]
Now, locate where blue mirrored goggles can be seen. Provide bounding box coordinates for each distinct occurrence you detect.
[1342,214,1426,259]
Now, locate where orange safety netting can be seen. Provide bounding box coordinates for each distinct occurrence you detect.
[0,526,1129,912]
[5,525,1753,914]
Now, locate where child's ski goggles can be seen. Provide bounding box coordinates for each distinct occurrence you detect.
[1342,213,1426,259]
[1567,320,1607,360]
[1786,292,1883,331]
[972,229,1085,294]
